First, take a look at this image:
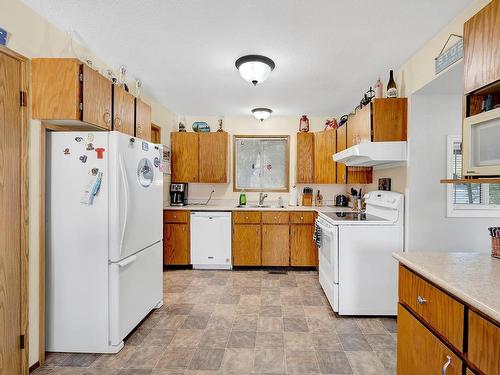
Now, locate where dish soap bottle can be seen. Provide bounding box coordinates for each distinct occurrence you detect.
[239,190,247,206]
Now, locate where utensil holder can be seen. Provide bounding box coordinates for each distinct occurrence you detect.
[491,237,500,259]
[302,194,313,206]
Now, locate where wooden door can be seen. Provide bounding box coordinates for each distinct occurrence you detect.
[151,124,161,144]
[163,223,190,265]
[135,99,152,141]
[0,48,28,375]
[112,85,135,136]
[82,64,112,129]
[468,310,499,375]
[372,98,407,142]
[397,305,462,375]
[232,224,261,266]
[296,132,314,183]
[290,225,316,266]
[171,132,199,182]
[262,225,289,266]
[463,0,500,93]
[347,105,371,148]
[313,130,336,184]
[198,132,228,183]
[336,125,347,184]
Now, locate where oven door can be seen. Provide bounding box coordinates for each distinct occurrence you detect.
[316,217,339,312]
[463,107,500,177]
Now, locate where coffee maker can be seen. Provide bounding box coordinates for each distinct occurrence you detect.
[170,183,188,206]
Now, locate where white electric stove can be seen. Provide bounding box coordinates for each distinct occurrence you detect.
[316,191,404,316]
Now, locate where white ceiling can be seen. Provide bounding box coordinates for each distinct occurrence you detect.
[23,0,471,117]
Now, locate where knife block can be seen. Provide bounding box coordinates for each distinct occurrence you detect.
[302,194,313,206]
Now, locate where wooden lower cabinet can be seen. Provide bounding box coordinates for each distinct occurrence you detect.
[397,304,462,375]
[468,310,500,375]
[262,225,289,266]
[163,223,189,265]
[290,224,316,266]
[232,224,261,266]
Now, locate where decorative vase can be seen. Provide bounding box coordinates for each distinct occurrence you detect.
[299,115,310,132]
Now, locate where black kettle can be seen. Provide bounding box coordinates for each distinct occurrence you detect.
[335,194,348,207]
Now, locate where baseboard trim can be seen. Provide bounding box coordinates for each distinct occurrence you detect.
[29,361,40,373]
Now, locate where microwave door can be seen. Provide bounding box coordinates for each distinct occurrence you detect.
[463,107,500,177]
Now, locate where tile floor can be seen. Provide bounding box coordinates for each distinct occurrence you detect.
[33,270,397,375]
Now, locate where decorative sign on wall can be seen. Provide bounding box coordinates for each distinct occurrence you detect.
[435,34,463,74]
[0,27,8,46]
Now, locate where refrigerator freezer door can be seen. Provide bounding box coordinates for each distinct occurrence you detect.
[108,132,163,262]
[46,132,118,352]
[109,242,163,345]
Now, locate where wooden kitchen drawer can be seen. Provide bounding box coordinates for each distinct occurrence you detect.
[164,210,189,223]
[261,211,289,224]
[233,211,261,224]
[398,265,464,351]
[290,211,314,224]
[397,304,462,375]
[468,310,500,375]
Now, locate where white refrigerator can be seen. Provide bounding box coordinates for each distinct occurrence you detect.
[46,131,163,353]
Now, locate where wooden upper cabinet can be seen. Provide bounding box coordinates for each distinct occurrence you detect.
[262,224,289,266]
[112,85,135,136]
[463,0,500,94]
[313,130,336,184]
[296,132,314,183]
[347,98,407,147]
[336,125,347,184]
[198,132,228,183]
[468,310,500,375]
[32,58,112,129]
[135,99,152,141]
[397,305,462,375]
[232,224,261,266]
[171,132,199,182]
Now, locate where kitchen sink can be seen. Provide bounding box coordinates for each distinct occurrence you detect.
[236,205,285,209]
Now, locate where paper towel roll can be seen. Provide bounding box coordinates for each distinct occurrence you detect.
[289,185,298,206]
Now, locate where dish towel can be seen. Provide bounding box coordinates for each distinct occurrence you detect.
[313,222,322,247]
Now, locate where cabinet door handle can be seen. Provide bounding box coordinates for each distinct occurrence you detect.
[103,111,111,125]
[417,296,427,305]
[115,116,122,129]
[442,355,451,375]
[245,216,249,220]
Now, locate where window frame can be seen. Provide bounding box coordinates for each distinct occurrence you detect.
[446,135,500,217]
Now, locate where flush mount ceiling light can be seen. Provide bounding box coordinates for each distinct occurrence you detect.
[252,108,272,122]
[235,55,275,86]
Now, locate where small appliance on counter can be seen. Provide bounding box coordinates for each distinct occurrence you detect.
[170,183,188,206]
[335,194,348,207]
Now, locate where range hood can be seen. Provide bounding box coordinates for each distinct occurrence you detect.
[333,141,407,167]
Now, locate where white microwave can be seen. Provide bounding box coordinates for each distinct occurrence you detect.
[463,107,500,177]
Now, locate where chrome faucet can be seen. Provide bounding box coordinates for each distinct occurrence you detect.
[258,192,268,206]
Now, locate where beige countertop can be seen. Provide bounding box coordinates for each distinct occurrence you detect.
[163,200,352,213]
[393,251,500,322]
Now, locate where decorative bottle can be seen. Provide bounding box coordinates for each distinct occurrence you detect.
[375,77,383,98]
[387,70,397,98]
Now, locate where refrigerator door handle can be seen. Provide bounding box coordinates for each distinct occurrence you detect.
[119,154,130,253]
[117,255,137,267]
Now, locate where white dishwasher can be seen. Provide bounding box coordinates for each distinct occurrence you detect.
[190,211,232,269]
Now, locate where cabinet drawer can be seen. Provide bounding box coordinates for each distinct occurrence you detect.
[233,211,261,224]
[262,212,289,224]
[397,304,462,375]
[398,265,464,350]
[164,210,189,223]
[290,212,314,224]
[468,310,500,375]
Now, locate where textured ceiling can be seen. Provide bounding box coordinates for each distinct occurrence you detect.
[22,0,471,116]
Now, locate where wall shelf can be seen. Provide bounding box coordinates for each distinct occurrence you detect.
[440,178,500,184]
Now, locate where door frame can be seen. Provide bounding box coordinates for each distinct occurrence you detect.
[0,45,30,375]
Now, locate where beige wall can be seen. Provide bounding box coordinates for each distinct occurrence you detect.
[1,0,177,366]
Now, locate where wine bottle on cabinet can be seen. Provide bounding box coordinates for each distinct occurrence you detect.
[387,70,397,98]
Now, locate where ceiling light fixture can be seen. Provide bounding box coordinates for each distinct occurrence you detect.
[235,55,275,86]
[252,108,272,122]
